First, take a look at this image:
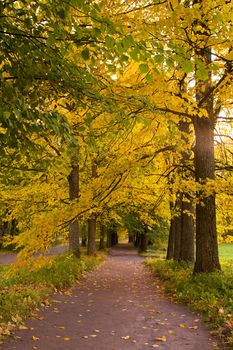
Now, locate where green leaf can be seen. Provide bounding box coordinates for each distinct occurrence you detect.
[139,64,149,73]
[196,68,209,80]
[182,60,193,74]
[145,74,154,84]
[154,54,164,64]
[81,48,90,60]
[105,36,115,48]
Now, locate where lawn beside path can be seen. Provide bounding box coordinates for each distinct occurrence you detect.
[1,244,219,350]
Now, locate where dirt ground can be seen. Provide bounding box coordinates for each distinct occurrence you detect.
[0,244,220,350]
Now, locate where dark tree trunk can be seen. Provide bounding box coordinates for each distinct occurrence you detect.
[68,158,80,258]
[81,237,87,247]
[194,119,220,272]
[134,232,140,247]
[81,223,87,247]
[87,162,97,256]
[193,46,220,272]
[139,232,148,252]
[99,224,105,250]
[106,229,112,248]
[173,214,182,260]
[128,233,134,243]
[180,200,194,263]
[166,218,175,260]
[111,230,118,246]
[87,216,96,256]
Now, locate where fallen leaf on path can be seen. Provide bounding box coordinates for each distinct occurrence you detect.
[168,330,176,334]
[18,325,28,330]
[64,290,72,296]
[32,336,39,341]
[189,326,198,330]
[152,345,159,348]
[179,323,185,328]
[121,336,130,340]
[63,337,71,341]
[154,336,166,342]
[43,299,50,307]
[90,334,97,337]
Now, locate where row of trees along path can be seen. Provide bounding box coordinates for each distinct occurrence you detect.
[1,244,219,350]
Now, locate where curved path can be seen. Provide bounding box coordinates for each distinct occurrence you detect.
[1,244,219,350]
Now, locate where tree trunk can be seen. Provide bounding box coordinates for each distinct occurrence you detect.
[166,218,175,259]
[87,216,97,256]
[99,224,105,250]
[194,119,220,272]
[68,158,80,257]
[180,200,194,263]
[193,46,220,272]
[173,215,181,260]
[173,199,182,260]
[139,232,148,252]
[106,229,112,248]
[81,237,87,247]
[81,223,87,247]
[134,232,140,247]
[128,233,134,243]
[87,162,97,256]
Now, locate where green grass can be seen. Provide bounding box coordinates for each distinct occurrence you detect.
[219,244,233,260]
[141,243,233,261]
[146,258,233,348]
[0,253,104,339]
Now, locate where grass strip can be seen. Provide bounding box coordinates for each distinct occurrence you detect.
[145,258,233,348]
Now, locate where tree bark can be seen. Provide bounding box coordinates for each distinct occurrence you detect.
[173,215,181,260]
[180,200,194,263]
[192,41,220,272]
[139,232,148,252]
[194,118,220,272]
[87,162,97,256]
[106,229,112,248]
[128,233,134,243]
[166,218,175,259]
[99,223,105,250]
[68,157,80,257]
[87,216,96,255]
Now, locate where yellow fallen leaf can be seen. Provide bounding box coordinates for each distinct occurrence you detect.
[43,299,50,306]
[168,330,176,334]
[19,325,28,330]
[179,323,185,328]
[189,325,198,330]
[32,336,39,341]
[154,336,166,342]
[63,337,71,341]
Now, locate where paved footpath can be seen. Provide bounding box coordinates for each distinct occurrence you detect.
[1,245,220,350]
